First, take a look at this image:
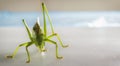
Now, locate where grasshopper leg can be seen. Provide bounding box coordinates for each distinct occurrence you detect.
[25,45,30,63]
[22,19,33,41]
[44,39,63,59]
[6,42,33,63]
[6,43,29,58]
[25,42,33,63]
[42,3,68,48]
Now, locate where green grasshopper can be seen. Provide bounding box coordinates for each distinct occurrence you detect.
[6,2,68,63]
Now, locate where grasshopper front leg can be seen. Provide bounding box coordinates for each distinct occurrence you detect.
[25,44,31,63]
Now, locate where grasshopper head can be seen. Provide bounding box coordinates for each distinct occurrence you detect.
[33,17,42,34]
[33,22,40,33]
[33,22,41,34]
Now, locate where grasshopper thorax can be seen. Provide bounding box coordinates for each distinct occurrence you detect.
[33,22,44,47]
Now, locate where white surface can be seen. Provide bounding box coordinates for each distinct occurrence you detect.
[1,27,120,66]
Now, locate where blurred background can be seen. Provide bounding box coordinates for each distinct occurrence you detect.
[1,0,120,11]
[0,0,120,27]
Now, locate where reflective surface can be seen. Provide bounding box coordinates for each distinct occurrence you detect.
[1,27,120,66]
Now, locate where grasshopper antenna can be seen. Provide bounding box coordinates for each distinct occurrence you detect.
[37,17,40,25]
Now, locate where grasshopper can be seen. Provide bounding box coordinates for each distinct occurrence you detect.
[6,2,68,63]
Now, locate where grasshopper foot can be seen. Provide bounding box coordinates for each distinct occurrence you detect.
[6,56,13,58]
[42,49,47,52]
[62,44,69,48]
[26,60,30,63]
[57,56,63,59]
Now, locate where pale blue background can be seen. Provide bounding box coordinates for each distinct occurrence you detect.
[0,11,120,27]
